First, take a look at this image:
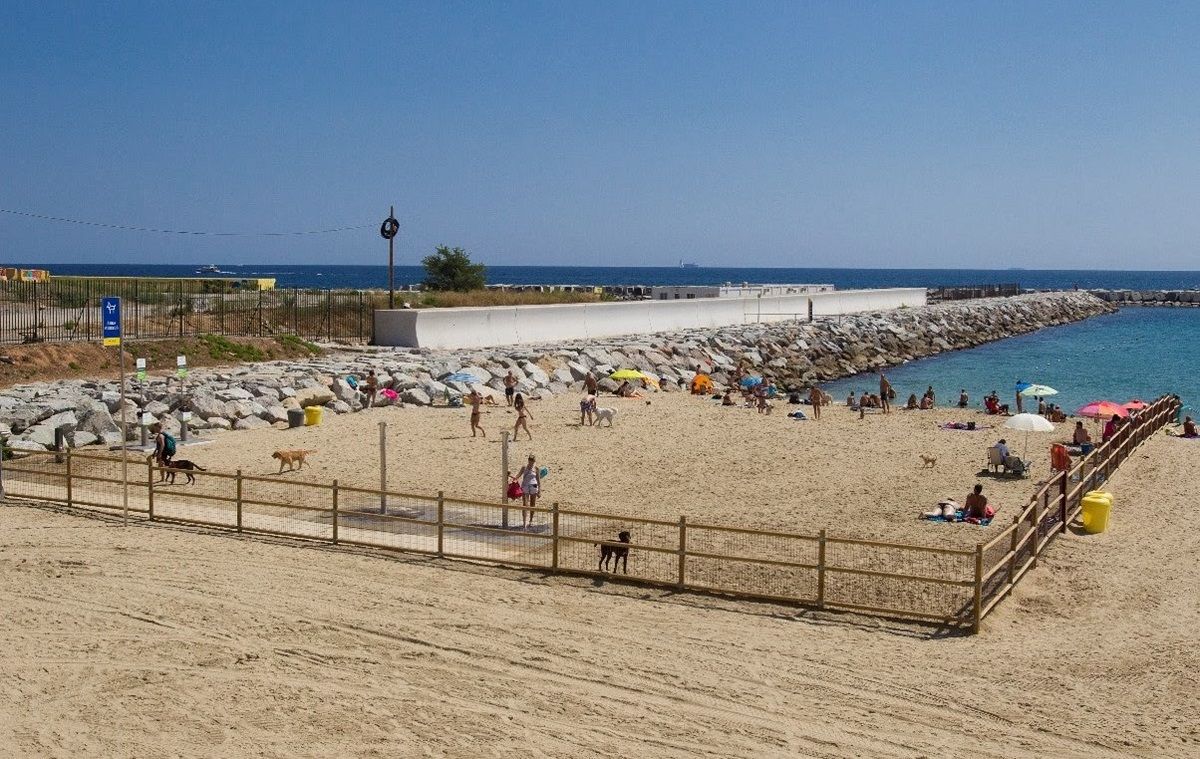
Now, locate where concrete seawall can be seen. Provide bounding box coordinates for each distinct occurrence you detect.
[374,288,927,350]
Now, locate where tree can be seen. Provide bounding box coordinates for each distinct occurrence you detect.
[421,246,487,292]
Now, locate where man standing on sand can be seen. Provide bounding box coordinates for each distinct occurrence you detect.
[468,389,486,438]
[504,370,517,407]
[364,370,378,408]
[808,385,823,419]
[879,372,892,414]
[584,371,598,396]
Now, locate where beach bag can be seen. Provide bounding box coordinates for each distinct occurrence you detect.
[506,481,523,500]
[162,433,177,457]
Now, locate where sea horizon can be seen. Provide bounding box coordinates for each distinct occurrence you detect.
[8,263,1200,292]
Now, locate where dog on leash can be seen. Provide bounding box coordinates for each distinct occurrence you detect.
[594,407,618,427]
[597,530,632,573]
[273,449,316,473]
[920,454,938,469]
[164,460,206,485]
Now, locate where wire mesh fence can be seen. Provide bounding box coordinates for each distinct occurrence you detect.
[0,278,379,344]
[1,396,1177,632]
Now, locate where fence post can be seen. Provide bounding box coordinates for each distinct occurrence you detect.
[145,456,153,519]
[817,529,827,608]
[551,502,560,569]
[177,281,184,338]
[235,469,243,533]
[972,544,983,634]
[65,448,74,508]
[1029,496,1040,569]
[677,516,687,588]
[1059,470,1068,532]
[437,491,445,557]
[326,290,332,343]
[1007,516,1018,585]
[331,479,339,544]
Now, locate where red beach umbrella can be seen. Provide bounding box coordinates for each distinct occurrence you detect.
[1076,400,1129,419]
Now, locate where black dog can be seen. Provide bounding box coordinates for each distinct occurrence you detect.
[597,530,632,574]
[165,460,206,485]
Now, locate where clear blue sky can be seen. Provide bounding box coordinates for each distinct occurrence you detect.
[2,1,1198,269]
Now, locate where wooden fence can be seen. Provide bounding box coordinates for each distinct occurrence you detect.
[0,394,1177,631]
[974,394,1180,629]
[927,283,1022,302]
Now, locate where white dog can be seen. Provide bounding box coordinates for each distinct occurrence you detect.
[594,407,618,427]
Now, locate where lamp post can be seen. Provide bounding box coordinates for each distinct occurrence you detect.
[380,206,399,309]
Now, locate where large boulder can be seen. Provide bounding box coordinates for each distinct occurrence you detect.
[216,387,254,401]
[401,388,432,406]
[190,394,230,421]
[293,386,334,408]
[233,416,271,431]
[331,378,359,404]
[519,361,550,386]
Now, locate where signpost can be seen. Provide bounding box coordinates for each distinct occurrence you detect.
[102,297,129,524]
[380,206,399,309]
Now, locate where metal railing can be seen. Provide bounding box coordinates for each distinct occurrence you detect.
[0,279,381,344]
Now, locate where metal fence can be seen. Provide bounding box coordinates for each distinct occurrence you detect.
[0,279,380,344]
[927,283,1021,302]
[0,394,1174,632]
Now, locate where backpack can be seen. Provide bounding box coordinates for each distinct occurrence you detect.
[162,433,177,458]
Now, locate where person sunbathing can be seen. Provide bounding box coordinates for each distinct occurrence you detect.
[1073,421,1091,445]
[964,484,989,520]
[1183,416,1198,438]
[846,391,857,409]
[721,389,736,406]
[906,393,919,410]
[919,394,934,410]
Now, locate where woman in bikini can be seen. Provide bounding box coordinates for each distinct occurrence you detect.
[517,455,541,529]
[513,393,534,440]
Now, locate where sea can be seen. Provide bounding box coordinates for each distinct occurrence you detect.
[12,264,1200,416]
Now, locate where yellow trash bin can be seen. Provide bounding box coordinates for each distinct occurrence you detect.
[304,406,324,426]
[1080,491,1113,534]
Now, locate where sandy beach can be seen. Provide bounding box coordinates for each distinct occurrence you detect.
[169,392,1049,549]
[1,430,1197,757]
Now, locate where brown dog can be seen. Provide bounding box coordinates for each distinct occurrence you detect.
[273,449,316,473]
[164,459,206,485]
[920,454,937,469]
[597,530,632,574]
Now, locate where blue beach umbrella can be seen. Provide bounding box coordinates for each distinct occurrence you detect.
[444,372,478,384]
[1015,380,1031,393]
[740,376,763,388]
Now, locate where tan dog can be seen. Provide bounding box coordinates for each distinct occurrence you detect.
[273,449,316,473]
[920,454,937,469]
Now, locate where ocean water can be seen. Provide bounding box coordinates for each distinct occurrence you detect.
[13,263,1200,292]
[821,308,1198,419]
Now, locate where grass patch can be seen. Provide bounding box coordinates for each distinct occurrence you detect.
[275,334,321,354]
[198,334,266,362]
[415,290,606,308]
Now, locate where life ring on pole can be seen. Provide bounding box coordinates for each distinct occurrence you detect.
[380,216,399,240]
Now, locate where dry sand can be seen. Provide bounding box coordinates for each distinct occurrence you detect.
[2,405,1198,756]
[180,393,1049,549]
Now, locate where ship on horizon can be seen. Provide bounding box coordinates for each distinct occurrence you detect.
[679,259,700,268]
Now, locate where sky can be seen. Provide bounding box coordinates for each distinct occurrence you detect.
[2,1,1199,269]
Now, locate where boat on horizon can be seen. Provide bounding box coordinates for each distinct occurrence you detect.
[679,259,700,269]
[195,264,223,274]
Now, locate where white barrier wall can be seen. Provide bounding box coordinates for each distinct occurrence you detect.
[374,288,926,350]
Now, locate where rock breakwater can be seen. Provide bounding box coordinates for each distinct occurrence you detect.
[0,292,1113,452]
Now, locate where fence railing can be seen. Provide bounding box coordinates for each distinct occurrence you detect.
[0,394,1176,632]
[975,394,1180,630]
[927,283,1021,302]
[0,279,381,344]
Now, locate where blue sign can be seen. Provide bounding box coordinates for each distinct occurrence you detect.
[101,296,122,346]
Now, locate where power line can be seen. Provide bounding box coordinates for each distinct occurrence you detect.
[0,207,373,237]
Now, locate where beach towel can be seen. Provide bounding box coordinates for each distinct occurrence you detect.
[938,422,992,431]
[787,411,807,420]
[921,506,998,526]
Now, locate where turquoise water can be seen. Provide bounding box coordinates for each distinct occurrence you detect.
[823,308,1197,418]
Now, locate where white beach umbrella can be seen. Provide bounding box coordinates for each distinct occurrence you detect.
[1004,412,1056,459]
[1019,384,1058,397]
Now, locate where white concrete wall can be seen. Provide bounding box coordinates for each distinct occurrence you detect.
[374,288,926,349]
